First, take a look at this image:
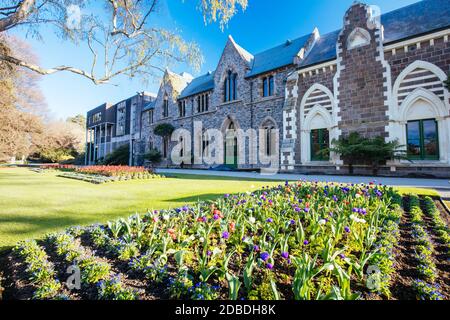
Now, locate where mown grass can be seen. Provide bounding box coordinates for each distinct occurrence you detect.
[0,168,281,250]
[0,167,440,250]
[394,187,440,197]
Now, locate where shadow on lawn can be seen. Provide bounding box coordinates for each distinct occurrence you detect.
[0,214,84,244]
[162,173,284,183]
[163,193,227,204]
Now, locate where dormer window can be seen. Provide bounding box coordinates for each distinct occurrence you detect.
[262,75,274,97]
[163,94,169,118]
[224,70,237,102]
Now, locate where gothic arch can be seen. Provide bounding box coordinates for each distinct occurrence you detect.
[347,27,371,50]
[393,60,448,108]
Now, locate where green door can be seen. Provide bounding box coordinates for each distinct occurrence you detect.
[224,136,238,169]
[310,129,330,161]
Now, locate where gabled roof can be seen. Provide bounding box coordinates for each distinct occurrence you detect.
[246,33,312,78]
[177,0,450,98]
[179,71,215,99]
[228,35,254,63]
[298,29,340,68]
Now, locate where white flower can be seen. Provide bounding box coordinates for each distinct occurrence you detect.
[319,219,327,225]
[199,237,205,243]
[326,264,335,271]
[163,214,170,220]
[249,217,256,224]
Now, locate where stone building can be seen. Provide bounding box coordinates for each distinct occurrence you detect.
[86,0,450,177]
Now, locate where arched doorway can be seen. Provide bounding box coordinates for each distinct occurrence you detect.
[224,122,238,169]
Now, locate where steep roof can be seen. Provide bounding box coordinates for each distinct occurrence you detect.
[229,36,254,63]
[179,71,215,99]
[178,0,450,98]
[298,29,341,67]
[246,33,312,78]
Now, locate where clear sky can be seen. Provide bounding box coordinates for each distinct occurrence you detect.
[16,0,418,120]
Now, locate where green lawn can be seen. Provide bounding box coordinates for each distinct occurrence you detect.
[393,187,440,197]
[0,167,439,250]
[0,168,281,250]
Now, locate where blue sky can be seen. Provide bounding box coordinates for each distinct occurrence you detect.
[17,0,418,120]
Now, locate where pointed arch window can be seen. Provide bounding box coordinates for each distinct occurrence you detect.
[163,94,169,118]
[224,70,237,102]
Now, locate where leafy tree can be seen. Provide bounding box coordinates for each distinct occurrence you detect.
[326,132,366,175]
[144,148,162,168]
[359,136,408,176]
[39,149,74,163]
[154,123,175,138]
[0,0,247,84]
[0,35,45,162]
[102,144,130,165]
[67,114,86,128]
[327,132,407,176]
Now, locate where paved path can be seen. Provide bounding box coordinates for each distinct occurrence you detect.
[157,169,450,197]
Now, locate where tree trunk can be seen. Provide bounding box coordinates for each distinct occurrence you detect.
[348,163,354,175]
[372,161,379,176]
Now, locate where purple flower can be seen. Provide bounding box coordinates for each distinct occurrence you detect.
[344,226,351,233]
[352,208,358,213]
[290,219,296,225]
[224,194,230,199]
[339,254,346,259]
[260,252,270,262]
[281,252,289,259]
[266,218,273,223]
[253,245,260,252]
[222,231,230,239]
[304,208,310,213]
[294,207,301,212]
[266,263,274,270]
[303,240,309,245]
[213,214,220,220]
[207,250,213,257]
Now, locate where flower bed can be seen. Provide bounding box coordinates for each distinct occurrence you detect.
[408,195,445,300]
[42,165,163,184]
[76,166,152,178]
[57,172,117,184]
[1,182,449,300]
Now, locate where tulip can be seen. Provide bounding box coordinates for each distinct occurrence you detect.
[260,252,270,262]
